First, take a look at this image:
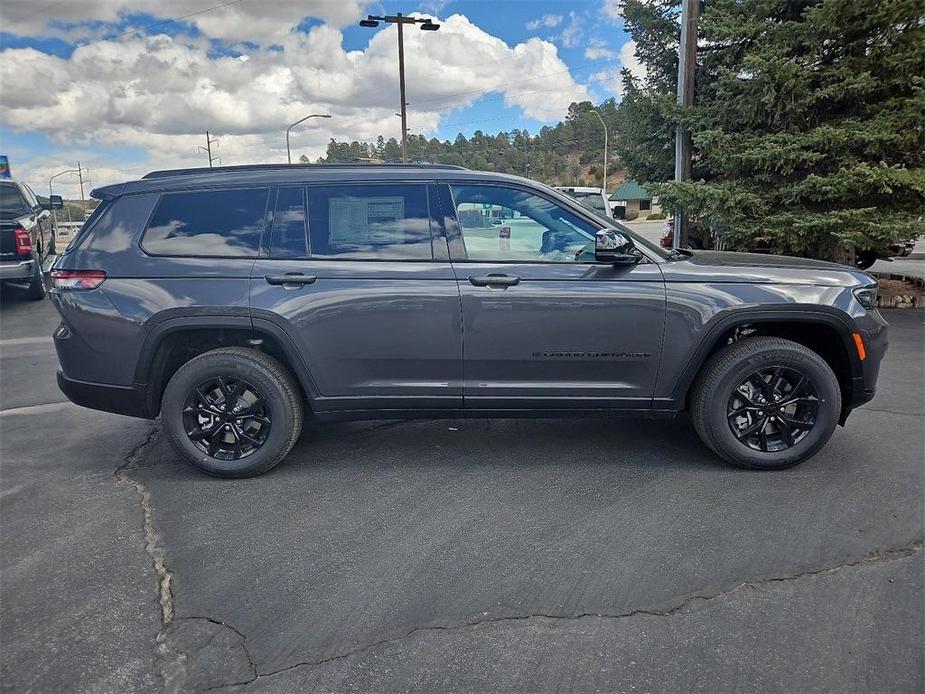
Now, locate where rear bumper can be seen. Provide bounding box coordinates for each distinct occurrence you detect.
[0,258,35,281]
[56,371,152,419]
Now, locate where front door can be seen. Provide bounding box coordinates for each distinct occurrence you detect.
[441,182,666,410]
[250,182,462,413]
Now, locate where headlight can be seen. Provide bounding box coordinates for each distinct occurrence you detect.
[853,285,878,309]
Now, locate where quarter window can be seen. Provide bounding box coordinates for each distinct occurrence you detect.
[142,188,269,257]
[451,185,598,263]
[307,184,432,260]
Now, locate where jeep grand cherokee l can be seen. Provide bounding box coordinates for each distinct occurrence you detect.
[49,163,887,477]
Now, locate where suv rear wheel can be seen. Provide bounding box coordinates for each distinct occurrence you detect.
[691,337,841,470]
[162,347,303,477]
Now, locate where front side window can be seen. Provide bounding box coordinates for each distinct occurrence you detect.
[307,184,432,260]
[142,188,269,257]
[451,184,598,263]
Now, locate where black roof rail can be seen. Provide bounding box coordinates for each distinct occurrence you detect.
[142,162,468,179]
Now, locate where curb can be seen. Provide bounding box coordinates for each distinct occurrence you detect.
[871,272,925,309]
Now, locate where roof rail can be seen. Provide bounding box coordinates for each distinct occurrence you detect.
[142,162,468,179]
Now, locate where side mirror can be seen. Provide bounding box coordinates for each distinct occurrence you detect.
[595,229,641,265]
[43,195,64,210]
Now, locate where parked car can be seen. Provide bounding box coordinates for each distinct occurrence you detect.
[0,179,62,300]
[50,163,887,477]
[554,186,613,218]
[660,218,917,269]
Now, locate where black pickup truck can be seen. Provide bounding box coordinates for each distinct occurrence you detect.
[0,179,62,300]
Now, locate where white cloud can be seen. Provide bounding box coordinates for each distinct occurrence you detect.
[526,14,563,31]
[1,12,591,196]
[0,0,370,45]
[602,0,625,23]
[589,40,645,98]
[585,46,616,60]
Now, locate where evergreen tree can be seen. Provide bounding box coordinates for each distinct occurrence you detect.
[614,0,924,260]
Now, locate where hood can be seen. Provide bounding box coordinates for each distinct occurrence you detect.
[660,250,874,287]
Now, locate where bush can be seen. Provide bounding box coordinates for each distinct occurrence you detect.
[624,210,639,221]
[646,212,666,220]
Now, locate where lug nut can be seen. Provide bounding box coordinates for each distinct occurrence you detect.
[225,425,231,430]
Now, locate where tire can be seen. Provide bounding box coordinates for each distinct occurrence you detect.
[24,255,46,301]
[49,234,57,256]
[690,337,841,470]
[854,250,877,270]
[162,347,303,478]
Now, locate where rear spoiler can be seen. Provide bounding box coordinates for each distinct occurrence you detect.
[89,183,124,200]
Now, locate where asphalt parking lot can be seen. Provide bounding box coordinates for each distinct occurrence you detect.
[1,288,922,692]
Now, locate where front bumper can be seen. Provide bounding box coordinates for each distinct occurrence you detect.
[0,259,35,281]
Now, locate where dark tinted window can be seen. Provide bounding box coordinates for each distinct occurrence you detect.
[270,187,308,258]
[0,184,30,219]
[142,188,269,257]
[307,184,432,259]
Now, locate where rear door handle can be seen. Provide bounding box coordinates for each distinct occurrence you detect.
[469,274,520,288]
[265,273,317,286]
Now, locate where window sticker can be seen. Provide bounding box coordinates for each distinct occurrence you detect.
[328,196,405,247]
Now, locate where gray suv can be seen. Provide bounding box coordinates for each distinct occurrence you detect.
[50,164,888,477]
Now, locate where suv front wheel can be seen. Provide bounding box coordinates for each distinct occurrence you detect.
[162,347,303,477]
[691,337,841,470]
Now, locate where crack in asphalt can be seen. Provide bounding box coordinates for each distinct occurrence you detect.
[114,422,185,693]
[211,540,922,690]
[113,419,922,693]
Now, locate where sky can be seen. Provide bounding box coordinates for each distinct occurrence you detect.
[0,0,641,198]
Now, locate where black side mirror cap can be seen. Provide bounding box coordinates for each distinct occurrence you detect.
[595,229,641,265]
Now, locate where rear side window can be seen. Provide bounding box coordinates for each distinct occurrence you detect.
[0,185,30,219]
[142,188,269,257]
[307,184,432,260]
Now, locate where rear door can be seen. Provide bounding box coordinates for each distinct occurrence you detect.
[441,181,666,411]
[250,182,463,414]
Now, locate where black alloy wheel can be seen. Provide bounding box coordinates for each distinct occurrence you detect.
[183,376,271,460]
[727,366,818,453]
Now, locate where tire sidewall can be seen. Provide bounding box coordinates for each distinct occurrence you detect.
[706,347,841,469]
[163,353,296,477]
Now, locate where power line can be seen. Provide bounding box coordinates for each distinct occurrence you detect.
[76,0,248,47]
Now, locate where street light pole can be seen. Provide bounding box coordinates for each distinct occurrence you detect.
[286,114,332,164]
[359,12,440,163]
[592,109,608,195]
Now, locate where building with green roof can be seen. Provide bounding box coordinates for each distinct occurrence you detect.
[608,180,661,220]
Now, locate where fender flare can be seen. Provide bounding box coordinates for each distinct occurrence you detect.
[660,306,862,409]
[133,311,319,410]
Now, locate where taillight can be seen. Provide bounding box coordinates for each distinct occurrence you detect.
[50,269,107,290]
[13,227,32,257]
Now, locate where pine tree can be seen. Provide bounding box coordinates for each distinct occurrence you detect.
[614,0,924,261]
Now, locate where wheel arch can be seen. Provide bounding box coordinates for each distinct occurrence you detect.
[664,308,863,417]
[135,314,318,416]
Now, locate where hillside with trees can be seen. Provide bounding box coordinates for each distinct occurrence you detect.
[307,100,623,190]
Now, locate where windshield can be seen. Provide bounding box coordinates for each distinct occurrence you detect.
[560,189,609,213]
[0,184,31,219]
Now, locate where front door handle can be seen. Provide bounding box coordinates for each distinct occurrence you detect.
[265,273,317,286]
[469,274,520,288]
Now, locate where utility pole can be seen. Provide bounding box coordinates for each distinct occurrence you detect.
[199,131,220,167]
[359,12,440,163]
[673,0,699,249]
[50,169,78,231]
[76,161,86,203]
[592,109,608,194]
